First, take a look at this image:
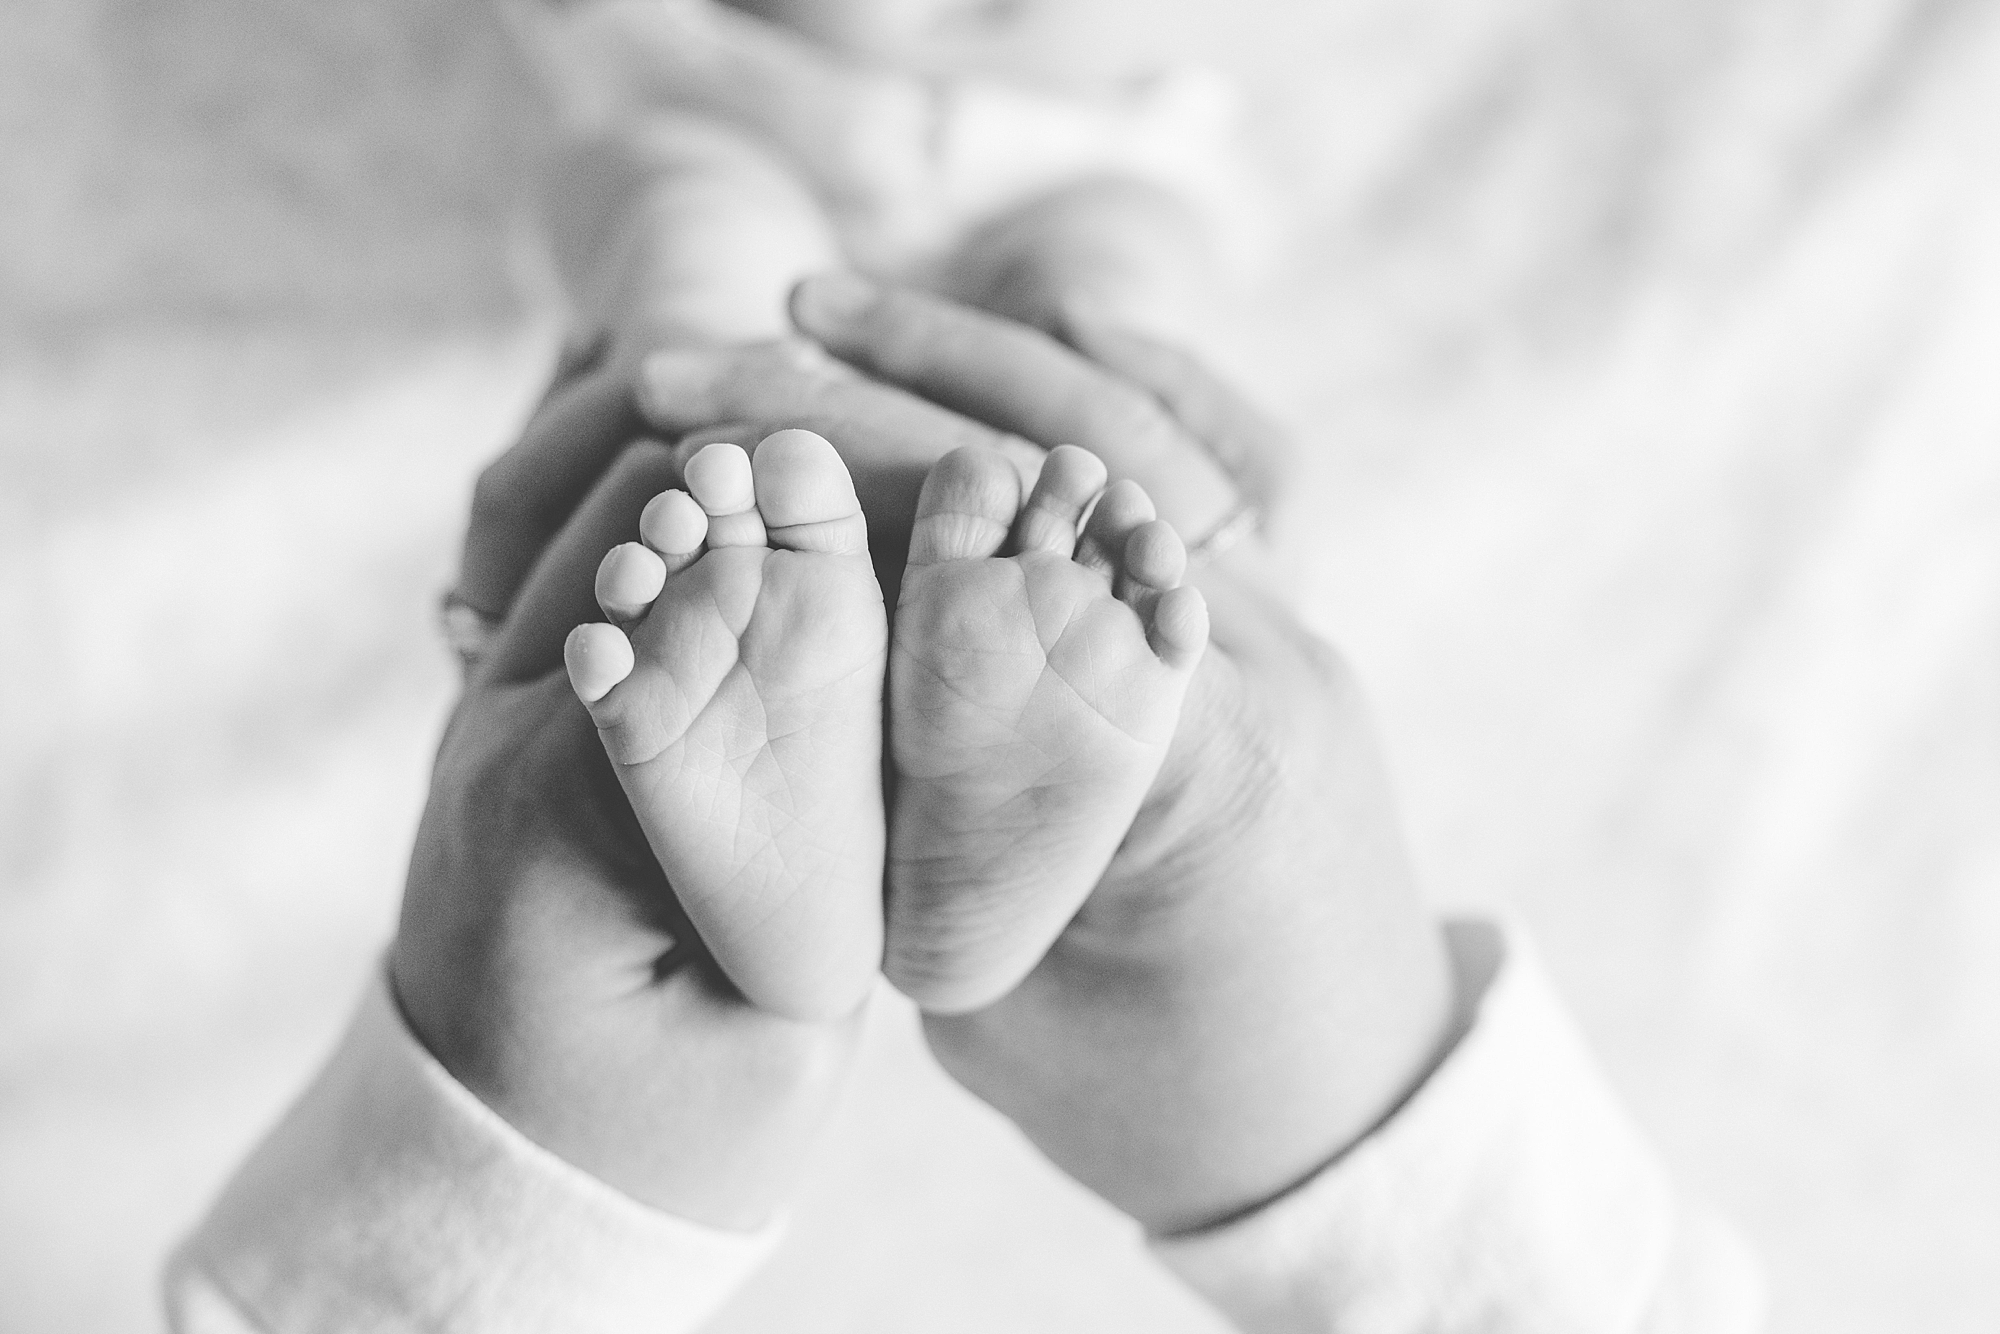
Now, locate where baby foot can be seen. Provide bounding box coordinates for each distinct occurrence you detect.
[565,430,887,1021]
[888,444,1209,1013]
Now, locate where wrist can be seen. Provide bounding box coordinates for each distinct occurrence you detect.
[1054,882,1457,1236]
[393,832,863,1232]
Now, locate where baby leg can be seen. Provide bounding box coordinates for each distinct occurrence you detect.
[946,175,1218,337]
[542,115,841,349]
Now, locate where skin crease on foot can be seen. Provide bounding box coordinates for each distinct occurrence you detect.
[564,430,889,1023]
[888,442,1208,1013]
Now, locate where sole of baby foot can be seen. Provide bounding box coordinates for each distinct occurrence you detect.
[565,430,888,1021]
[887,444,1209,1014]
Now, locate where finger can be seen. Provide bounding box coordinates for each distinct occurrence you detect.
[1058,300,1295,512]
[638,338,1019,474]
[636,339,1040,599]
[481,440,681,688]
[547,330,613,397]
[458,365,650,620]
[789,274,1238,538]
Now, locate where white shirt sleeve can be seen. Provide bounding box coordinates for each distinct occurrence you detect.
[168,921,1760,1333]
[1150,918,1766,1334]
[163,968,780,1334]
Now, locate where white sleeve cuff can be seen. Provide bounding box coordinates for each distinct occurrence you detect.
[166,966,779,1334]
[1151,917,1762,1334]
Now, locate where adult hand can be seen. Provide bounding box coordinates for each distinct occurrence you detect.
[620,334,1045,604]
[391,360,861,1230]
[787,277,1458,1236]
[401,332,1063,1225]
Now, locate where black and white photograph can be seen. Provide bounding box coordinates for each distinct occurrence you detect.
[3,1,1995,1330]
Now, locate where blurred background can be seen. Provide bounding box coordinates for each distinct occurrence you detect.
[2,0,1996,1330]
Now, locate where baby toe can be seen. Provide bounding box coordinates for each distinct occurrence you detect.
[752,429,868,555]
[1119,519,1187,601]
[1010,444,1107,556]
[639,489,710,575]
[907,444,1023,567]
[596,542,668,622]
[564,622,636,705]
[1077,478,1156,580]
[1147,584,1210,671]
[686,441,767,548]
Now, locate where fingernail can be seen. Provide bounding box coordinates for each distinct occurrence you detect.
[794,271,877,328]
[639,348,713,421]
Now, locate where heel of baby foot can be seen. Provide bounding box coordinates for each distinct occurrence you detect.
[733,923,884,1023]
[884,943,1019,1017]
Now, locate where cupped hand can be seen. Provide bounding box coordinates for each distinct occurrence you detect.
[788,278,1459,1236]
[390,361,861,1230]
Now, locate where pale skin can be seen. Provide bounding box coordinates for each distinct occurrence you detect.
[394,283,1455,1241]
[564,428,1209,1020]
[565,430,888,1022]
[525,0,1221,356]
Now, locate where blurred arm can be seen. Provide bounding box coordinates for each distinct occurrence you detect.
[1151,918,1766,1334]
[164,967,775,1334]
[496,0,1256,293]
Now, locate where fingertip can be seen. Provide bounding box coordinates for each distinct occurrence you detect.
[790,271,880,336]
[564,622,635,704]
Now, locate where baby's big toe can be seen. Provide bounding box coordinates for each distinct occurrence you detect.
[752,429,869,555]
[907,444,1023,567]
